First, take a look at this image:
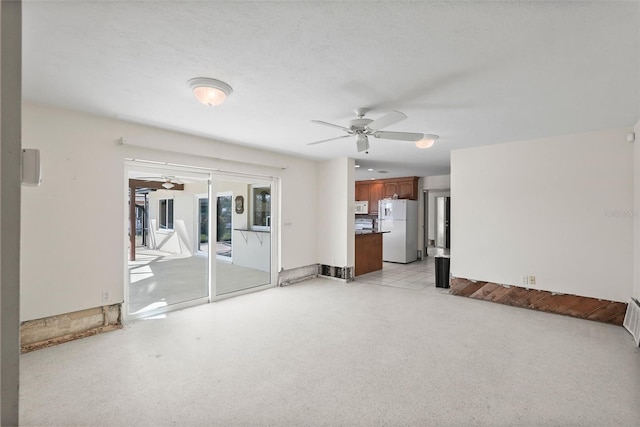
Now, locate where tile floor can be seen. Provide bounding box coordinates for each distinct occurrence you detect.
[20,251,640,426]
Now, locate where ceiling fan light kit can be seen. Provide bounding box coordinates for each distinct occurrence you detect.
[309,108,439,152]
[356,134,370,153]
[416,134,439,149]
[188,77,233,106]
[162,181,175,189]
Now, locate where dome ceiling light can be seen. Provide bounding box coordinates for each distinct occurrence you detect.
[188,77,233,106]
[416,134,439,149]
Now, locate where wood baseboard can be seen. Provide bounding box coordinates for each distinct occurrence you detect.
[450,278,627,325]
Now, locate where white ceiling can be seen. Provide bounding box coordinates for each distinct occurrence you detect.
[23,1,639,179]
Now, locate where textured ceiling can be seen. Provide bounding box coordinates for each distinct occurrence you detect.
[23,1,639,179]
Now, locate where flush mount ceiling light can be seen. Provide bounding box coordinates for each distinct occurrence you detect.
[188,77,233,106]
[416,134,439,149]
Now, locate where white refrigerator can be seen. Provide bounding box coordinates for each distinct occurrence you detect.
[378,199,418,263]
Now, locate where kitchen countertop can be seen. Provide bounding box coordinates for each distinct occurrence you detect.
[355,230,390,235]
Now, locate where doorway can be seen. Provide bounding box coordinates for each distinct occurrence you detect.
[435,196,450,249]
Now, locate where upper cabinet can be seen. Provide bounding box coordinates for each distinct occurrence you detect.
[355,182,371,203]
[369,182,383,215]
[356,176,419,214]
[397,177,419,200]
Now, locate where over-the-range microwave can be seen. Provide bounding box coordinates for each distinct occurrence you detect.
[355,200,369,214]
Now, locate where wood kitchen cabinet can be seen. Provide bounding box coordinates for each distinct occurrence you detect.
[383,181,399,198]
[356,176,419,215]
[397,177,419,199]
[355,232,383,276]
[369,182,383,214]
[355,182,370,203]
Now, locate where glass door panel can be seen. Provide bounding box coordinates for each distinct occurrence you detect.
[127,169,210,318]
[214,179,272,296]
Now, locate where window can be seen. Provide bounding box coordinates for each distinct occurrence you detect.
[159,199,174,230]
[251,185,271,230]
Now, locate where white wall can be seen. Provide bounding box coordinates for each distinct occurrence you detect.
[21,103,320,321]
[423,174,450,190]
[451,127,633,302]
[217,180,249,230]
[634,120,640,300]
[316,157,354,268]
[148,188,196,255]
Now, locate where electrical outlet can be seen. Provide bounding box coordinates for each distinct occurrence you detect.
[521,276,529,285]
[102,290,110,303]
[529,275,536,285]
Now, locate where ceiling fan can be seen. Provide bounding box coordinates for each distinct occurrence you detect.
[308,108,438,153]
[135,175,183,189]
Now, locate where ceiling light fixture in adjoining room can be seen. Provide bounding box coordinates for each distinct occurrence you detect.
[188,77,233,106]
[416,134,439,149]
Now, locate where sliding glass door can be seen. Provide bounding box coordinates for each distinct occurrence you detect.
[125,163,278,319]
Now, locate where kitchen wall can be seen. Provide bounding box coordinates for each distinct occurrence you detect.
[316,157,355,269]
[451,127,633,302]
[21,103,319,321]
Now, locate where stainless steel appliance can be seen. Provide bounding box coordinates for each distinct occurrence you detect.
[378,199,418,263]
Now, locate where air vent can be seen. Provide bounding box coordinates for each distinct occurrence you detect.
[377,170,389,174]
[623,298,640,346]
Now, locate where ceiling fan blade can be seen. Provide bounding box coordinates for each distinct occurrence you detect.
[307,134,352,146]
[365,110,407,131]
[311,120,351,132]
[373,131,424,142]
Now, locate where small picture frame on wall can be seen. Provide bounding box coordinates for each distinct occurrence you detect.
[235,195,244,214]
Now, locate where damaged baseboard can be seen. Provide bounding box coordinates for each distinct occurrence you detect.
[318,264,354,282]
[21,304,122,353]
[450,278,627,325]
[278,264,319,286]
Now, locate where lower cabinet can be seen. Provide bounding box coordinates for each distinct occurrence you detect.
[355,232,383,276]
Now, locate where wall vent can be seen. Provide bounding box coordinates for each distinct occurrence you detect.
[623,298,640,347]
[318,264,353,282]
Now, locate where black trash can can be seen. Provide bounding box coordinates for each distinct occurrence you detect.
[435,255,450,288]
